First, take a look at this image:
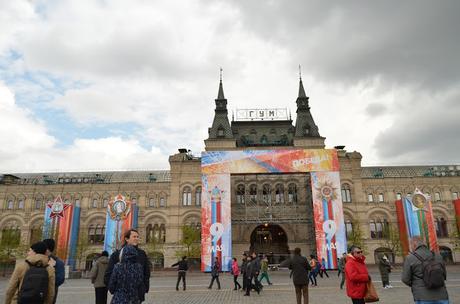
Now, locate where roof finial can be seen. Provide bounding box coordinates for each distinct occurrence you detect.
[217,67,225,100]
[299,64,302,80]
[220,67,223,83]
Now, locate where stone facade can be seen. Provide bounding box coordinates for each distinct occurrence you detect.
[1,79,459,267]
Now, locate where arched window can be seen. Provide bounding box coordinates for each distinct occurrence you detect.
[1,224,20,247]
[146,224,154,243]
[18,199,25,209]
[149,198,156,208]
[452,191,459,200]
[94,224,105,244]
[147,221,166,243]
[434,192,442,202]
[35,199,42,210]
[159,197,166,207]
[103,198,109,208]
[92,198,98,208]
[435,217,449,238]
[275,184,285,204]
[345,220,353,237]
[260,135,268,145]
[236,185,245,204]
[88,225,96,244]
[370,220,377,239]
[341,184,352,203]
[378,193,384,203]
[217,126,225,137]
[249,185,257,203]
[370,218,388,239]
[262,184,271,204]
[288,183,298,204]
[303,125,310,135]
[195,187,202,206]
[30,223,43,245]
[160,224,166,243]
[7,199,14,210]
[368,194,374,203]
[182,187,192,206]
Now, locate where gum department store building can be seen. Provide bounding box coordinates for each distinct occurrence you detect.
[1,79,459,269]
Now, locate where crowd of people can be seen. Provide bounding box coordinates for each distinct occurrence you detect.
[3,233,451,304]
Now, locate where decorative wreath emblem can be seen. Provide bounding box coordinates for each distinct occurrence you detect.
[315,180,338,201]
[108,194,131,221]
[411,189,428,210]
[47,196,70,219]
[210,186,223,203]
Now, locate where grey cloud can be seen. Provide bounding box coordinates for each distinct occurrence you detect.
[365,102,387,117]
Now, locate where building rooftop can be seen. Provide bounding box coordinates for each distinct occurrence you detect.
[1,170,171,185]
[361,165,460,178]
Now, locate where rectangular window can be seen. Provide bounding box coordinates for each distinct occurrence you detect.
[18,200,24,209]
[92,199,98,208]
[368,194,374,203]
[195,191,201,206]
[7,200,14,210]
[452,192,459,200]
[35,200,42,210]
[103,199,108,208]
[342,189,352,203]
[396,193,402,200]
[149,198,155,207]
[160,197,165,207]
[378,193,384,203]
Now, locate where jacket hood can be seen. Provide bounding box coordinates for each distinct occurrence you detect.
[97,255,109,264]
[26,253,49,267]
[121,245,138,262]
[348,253,366,264]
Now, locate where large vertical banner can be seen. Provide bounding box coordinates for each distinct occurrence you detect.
[394,200,410,256]
[453,199,460,232]
[310,171,346,269]
[104,194,138,255]
[201,149,343,271]
[201,174,231,272]
[42,196,80,267]
[401,190,439,252]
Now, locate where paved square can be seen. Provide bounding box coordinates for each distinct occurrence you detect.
[1,266,459,303]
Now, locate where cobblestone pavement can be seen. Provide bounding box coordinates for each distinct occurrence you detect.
[1,266,459,303]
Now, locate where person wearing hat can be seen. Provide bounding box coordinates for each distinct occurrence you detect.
[43,238,66,303]
[4,241,56,304]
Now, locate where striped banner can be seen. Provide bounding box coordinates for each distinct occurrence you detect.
[394,200,410,256]
[453,199,460,232]
[103,194,138,255]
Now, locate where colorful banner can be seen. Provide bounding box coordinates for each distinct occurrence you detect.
[201,174,232,272]
[103,194,138,255]
[42,196,80,267]
[401,190,439,252]
[394,200,410,256]
[310,171,346,269]
[202,149,339,174]
[453,199,460,232]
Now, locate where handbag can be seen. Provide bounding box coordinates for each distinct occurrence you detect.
[364,280,379,302]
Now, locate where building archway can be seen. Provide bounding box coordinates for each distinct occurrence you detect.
[440,246,453,264]
[250,224,289,264]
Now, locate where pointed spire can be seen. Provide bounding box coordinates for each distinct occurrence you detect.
[298,65,307,98]
[217,67,225,100]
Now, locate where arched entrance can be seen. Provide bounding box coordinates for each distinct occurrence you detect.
[440,246,453,264]
[250,224,289,264]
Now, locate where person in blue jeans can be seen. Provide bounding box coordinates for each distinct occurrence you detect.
[402,236,449,304]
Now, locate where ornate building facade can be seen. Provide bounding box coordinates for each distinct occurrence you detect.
[1,78,459,268]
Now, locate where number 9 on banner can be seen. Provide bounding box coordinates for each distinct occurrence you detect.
[323,220,337,241]
[210,223,224,242]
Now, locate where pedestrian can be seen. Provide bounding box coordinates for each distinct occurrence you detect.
[208,257,221,289]
[172,256,188,291]
[308,255,318,286]
[108,245,144,304]
[338,253,347,289]
[401,236,449,304]
[4,241,56,304]
[231,257,242,290]
[43,238,65,304]
[280,247,311,304]
[251,252,263,292]
[244,256,256,296]
[344,245,370,304]
[378,254,392,289]
[90,250,109,304]
[104,229,151,303]
[259,255,273,285]
[320,257,329,278]
[241,253,248,291]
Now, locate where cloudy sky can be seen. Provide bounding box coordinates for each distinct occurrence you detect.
[1,0,459,173]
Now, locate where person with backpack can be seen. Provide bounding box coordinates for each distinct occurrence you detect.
[402,236,449,304]
[171,256,188,291]
[279,247,312,304]
[90,250,109,304]
[108,245,144,304]
[104,229,150,303]
[43,238,65,304]
[231,257,242,290]
[4,241,56,304]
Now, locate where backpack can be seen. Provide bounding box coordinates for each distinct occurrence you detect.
[412,251,446,289]
[18,260,49,304]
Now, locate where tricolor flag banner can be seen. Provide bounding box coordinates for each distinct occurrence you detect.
[103,194,138,255]
[394,199,410,256]
[401,189,439,252]
[453,199,460,232]
[310,171,346,269]
[43,196,80,266]
[201,174,232,272]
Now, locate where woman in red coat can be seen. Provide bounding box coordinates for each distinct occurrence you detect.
[344,246,370,304]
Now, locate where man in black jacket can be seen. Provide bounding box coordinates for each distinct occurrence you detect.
[280,247,312,304]
[104,229,151,303]
[172,256,188,291]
